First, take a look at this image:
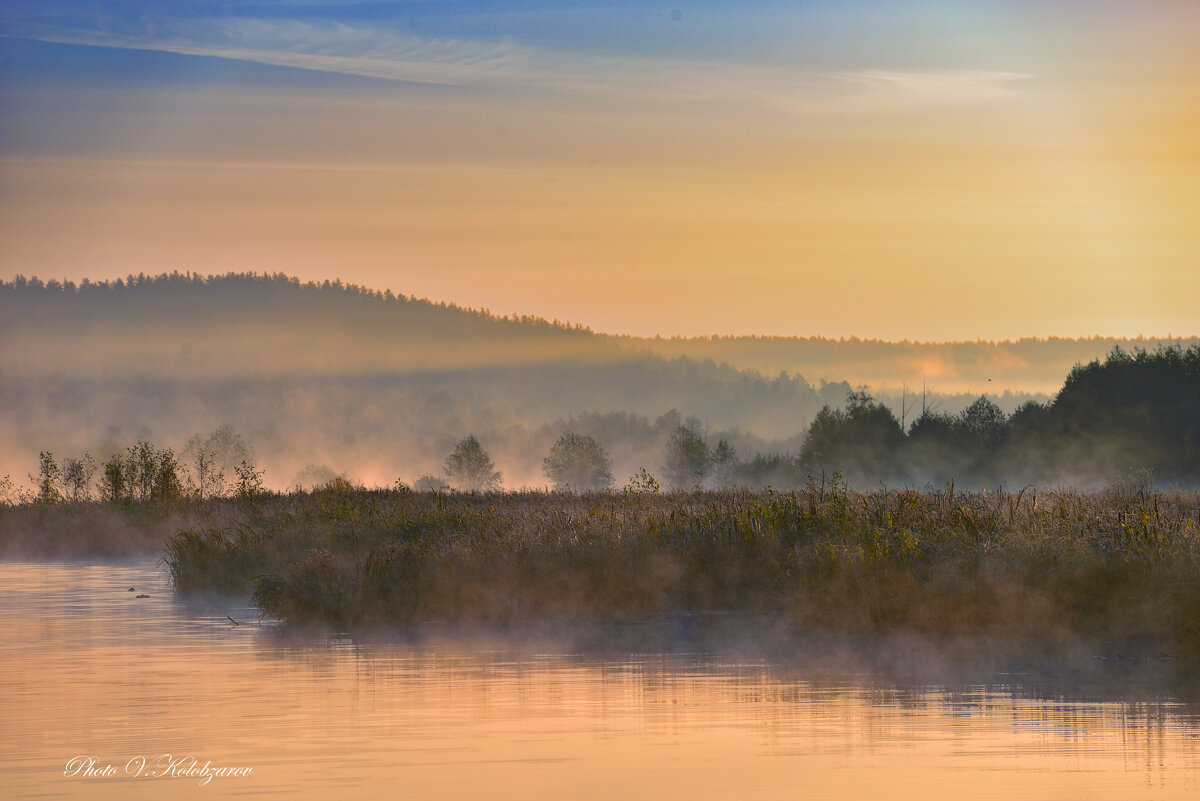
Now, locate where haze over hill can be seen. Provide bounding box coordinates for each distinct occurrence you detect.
[622,335,1199,396]
[2,272,1190,489]
[6,272,1188,389]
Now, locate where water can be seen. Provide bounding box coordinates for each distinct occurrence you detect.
[3,561,1200,800]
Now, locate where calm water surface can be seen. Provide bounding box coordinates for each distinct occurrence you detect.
[3,561,1200,800]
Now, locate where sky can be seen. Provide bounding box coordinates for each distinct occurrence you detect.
[1,1,1196,340]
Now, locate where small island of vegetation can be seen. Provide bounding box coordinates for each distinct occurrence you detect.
[158,480,1200,659]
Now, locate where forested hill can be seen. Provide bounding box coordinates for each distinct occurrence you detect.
[0,272,611,378]
[2,272,1190,393]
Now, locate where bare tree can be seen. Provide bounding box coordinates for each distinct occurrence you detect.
[183,424,253,498]
[60,453,97,502]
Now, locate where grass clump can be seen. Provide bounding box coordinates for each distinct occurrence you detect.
[162,482,1200,652]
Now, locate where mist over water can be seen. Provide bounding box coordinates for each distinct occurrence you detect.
[4,560,1200,800]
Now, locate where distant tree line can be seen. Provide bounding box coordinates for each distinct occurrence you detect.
[4,347,1196,504]
[644,346,1197,490]
[0,271,598,336]
[522,345,1199,491]
[786,346,1200,488]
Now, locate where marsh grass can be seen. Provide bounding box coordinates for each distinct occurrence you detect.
[160,481,1200,652]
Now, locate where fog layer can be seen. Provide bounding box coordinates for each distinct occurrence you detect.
[6,273,1183,491]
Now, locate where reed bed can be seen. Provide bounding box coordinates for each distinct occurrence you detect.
[163,482,1200,651]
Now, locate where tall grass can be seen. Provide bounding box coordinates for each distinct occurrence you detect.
[162,481,1200,652]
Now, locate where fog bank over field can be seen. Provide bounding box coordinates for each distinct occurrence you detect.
[623,334,1200,396]
[4,272,1189,490]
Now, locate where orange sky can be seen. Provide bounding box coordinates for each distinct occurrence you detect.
[1,2,1197,339]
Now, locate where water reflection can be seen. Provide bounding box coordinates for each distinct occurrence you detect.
[2,562,1199,800]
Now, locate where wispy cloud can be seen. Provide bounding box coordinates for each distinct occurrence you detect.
[834,69,1032,103]
[4,15,1032,114]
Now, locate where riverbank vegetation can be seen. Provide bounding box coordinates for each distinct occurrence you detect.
[160,481,1200,655]
[7,449,1200,654]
